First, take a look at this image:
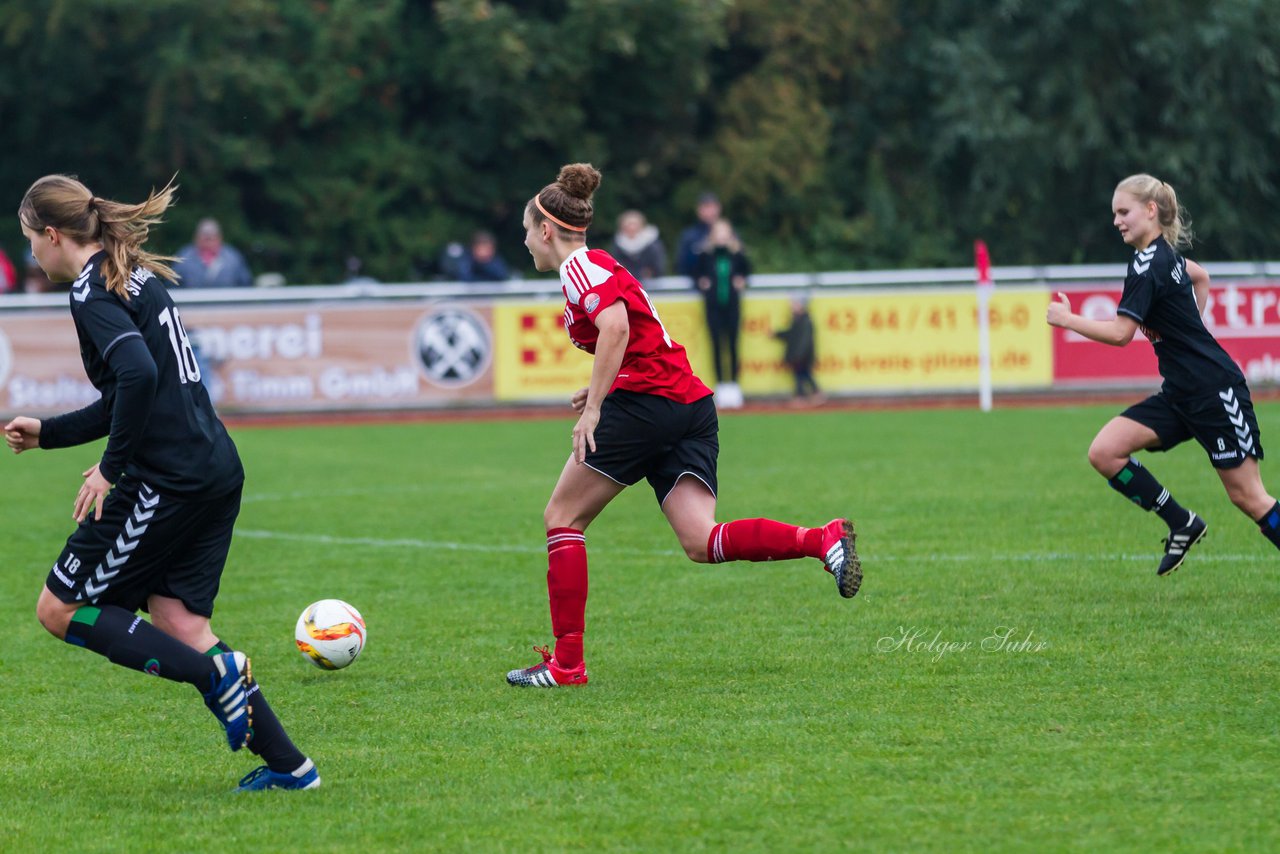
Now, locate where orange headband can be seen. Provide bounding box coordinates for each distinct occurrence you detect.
[534,195,588,233]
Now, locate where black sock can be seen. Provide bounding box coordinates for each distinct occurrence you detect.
[208,641,307,773]
[1256,501,1280,551]
[1107,458,1188,529]
[65,605,217,689]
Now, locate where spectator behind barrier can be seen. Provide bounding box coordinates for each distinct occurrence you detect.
[172,218,253,288]
[676,191,722,278]
[694,218,751,408]
[609,210,667,281]
[773,293,824,407]
[456,230,511,282]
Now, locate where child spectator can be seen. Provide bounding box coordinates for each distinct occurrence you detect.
[774,294,824,406]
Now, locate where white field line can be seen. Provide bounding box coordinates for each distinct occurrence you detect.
[233,528,681,557]
[233,528,1272,564]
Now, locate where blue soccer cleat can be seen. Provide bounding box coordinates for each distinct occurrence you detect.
[204,651,253,751]
[236,759,322,792]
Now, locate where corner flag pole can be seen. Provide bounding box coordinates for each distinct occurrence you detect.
[975,240,994,412]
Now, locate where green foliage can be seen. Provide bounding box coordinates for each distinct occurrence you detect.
[2,406,1279,849]
[2,0,1278,282]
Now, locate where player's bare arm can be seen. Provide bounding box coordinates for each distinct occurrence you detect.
[1046,292,1139,346]
[572,301,629,463]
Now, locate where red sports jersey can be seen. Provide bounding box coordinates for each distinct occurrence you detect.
[559,247,711,404]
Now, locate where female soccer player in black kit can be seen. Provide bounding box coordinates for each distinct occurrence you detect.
[6,175,318,791]
[1047,174,1280,574]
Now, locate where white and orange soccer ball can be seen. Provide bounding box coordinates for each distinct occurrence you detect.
[295,599,366,670]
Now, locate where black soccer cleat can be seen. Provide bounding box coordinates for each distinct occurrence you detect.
[1158,512,1207,576]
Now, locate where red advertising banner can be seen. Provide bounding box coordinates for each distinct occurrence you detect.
[1052,281,1280,387]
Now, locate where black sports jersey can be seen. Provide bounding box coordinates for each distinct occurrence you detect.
[38,251,243,497]
[1115,236,1244,397]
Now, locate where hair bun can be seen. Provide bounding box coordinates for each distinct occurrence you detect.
[557,163,601,201]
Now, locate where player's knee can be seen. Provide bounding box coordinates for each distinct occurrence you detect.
[35,597,70,640]
[683,537,710,563]
[544,502,591,532]
[1087,441,1122,476]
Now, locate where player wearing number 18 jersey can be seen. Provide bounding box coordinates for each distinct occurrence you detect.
[506,163,862,689]
[1047,174,1280,575]
[7,175,317,791]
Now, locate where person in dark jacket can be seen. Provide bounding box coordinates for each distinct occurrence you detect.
[774,294,823,405]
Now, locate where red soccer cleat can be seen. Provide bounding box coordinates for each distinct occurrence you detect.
[506,645,589,687]
[820,518,862,598]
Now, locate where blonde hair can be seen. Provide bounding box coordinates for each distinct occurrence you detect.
[18,174,180,298]
[702,218,742,254]
[527,163,601,237]
[1115,173,1193,250]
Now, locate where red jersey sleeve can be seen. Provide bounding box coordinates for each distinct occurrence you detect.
[562,250,624,322]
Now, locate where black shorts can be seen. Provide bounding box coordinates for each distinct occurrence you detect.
[46,477,242,617]
[583,390,719,504]
[1122,382,1264,469]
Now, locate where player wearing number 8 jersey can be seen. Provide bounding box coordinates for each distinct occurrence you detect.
[1046,174,1280,575]
[506,164,862,689]
[7,175,317,791]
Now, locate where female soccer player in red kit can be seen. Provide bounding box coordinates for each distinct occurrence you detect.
[506,164,861,688]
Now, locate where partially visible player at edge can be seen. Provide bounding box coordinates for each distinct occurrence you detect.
[6,175,319,791]
[1046,173,1280,574]
[506,163,861,688]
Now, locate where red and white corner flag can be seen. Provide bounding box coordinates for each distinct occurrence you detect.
[975,240,994,411]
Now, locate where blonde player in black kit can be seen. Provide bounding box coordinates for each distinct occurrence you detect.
[1047,174,1280,574]
[7,175,319,791]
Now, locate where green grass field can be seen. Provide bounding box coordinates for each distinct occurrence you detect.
[1,402,1277,852]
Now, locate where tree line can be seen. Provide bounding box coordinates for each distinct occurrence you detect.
[2,0,1277,285]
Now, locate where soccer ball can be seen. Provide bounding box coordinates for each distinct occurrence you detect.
[295,599,366,670]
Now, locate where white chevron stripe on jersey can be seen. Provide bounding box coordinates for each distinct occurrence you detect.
[1132,246,1156,275]
[71,268,92,303]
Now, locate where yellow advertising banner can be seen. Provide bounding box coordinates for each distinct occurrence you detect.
[492,289,1052,400]
[739,288,1053,393]
[492,298,712,401]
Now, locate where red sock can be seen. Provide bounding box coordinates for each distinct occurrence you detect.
[706,518,824,563]
[546,528,587,668]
